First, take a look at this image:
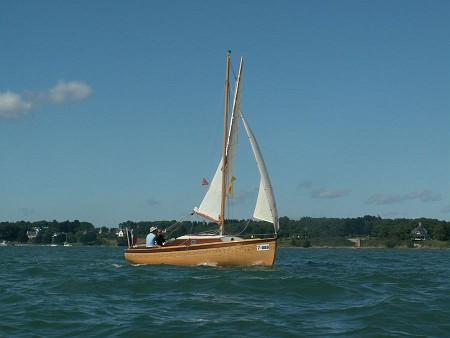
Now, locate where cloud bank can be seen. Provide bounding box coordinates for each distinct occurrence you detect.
[311,188,350,199]
[367,189,443,205]
[404,189,442,202]
[367,193,403,205]
[297,179,350,199]
[0,80,92,120]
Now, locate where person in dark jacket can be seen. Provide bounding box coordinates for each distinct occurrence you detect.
[156,229,165,246]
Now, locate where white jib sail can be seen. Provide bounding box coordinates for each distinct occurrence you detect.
[241,113,279,232]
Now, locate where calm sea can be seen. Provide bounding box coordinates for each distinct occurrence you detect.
[1,246,449,337]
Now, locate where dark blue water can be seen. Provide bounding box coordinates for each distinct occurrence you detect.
[1,246,449,337]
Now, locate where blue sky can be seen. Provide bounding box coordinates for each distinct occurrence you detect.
[1,0,449,228]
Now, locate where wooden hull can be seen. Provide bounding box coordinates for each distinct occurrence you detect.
[124,238,277,266]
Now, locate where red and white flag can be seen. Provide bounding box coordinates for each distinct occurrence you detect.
[201,177,209,186]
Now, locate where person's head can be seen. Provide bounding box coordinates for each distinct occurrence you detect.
[149,226,157,233]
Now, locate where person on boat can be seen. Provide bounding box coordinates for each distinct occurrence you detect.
[146,226,160,247]
[127,229,133,247]
[156,229,165,246]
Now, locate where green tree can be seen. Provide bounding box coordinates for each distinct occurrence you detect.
[16,228,29,243]
[79,231,97,245]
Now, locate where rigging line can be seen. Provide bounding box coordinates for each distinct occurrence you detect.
[163,212,213,239]
[164,223,185,240]
[164,213,193,232]
[165,224,181,240]
[224,219,250,236]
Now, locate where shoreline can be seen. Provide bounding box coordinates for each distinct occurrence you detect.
[2,242,449,250]
[279,245,450,250]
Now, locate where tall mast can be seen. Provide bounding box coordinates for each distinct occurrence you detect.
[220,51,231,235]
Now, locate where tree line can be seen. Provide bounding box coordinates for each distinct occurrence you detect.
[278,215,449,241]
[1,216,449,246]
[0,220,110,245]
[121,215,449,240]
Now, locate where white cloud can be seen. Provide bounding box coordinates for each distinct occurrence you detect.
[1,80,92,121]
[311,188,350,199]
[404,189,442,202]
[367,193,403,205]
[0,91,32,119]
[367,190,443,205]
[297,179,313,190]
[49,80,92,103]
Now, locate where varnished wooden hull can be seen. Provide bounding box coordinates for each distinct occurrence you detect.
[124,238,277,266]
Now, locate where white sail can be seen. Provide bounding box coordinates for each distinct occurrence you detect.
[194,160,223,223]
[241,114,279,232]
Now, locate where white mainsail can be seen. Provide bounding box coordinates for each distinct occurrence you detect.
[194,56,279,233]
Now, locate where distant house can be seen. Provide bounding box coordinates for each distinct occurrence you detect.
[115,229,124,237]
[27,227,40,239]
[411,223,430,241]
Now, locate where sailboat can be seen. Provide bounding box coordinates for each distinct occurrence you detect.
[124,51,279,266]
